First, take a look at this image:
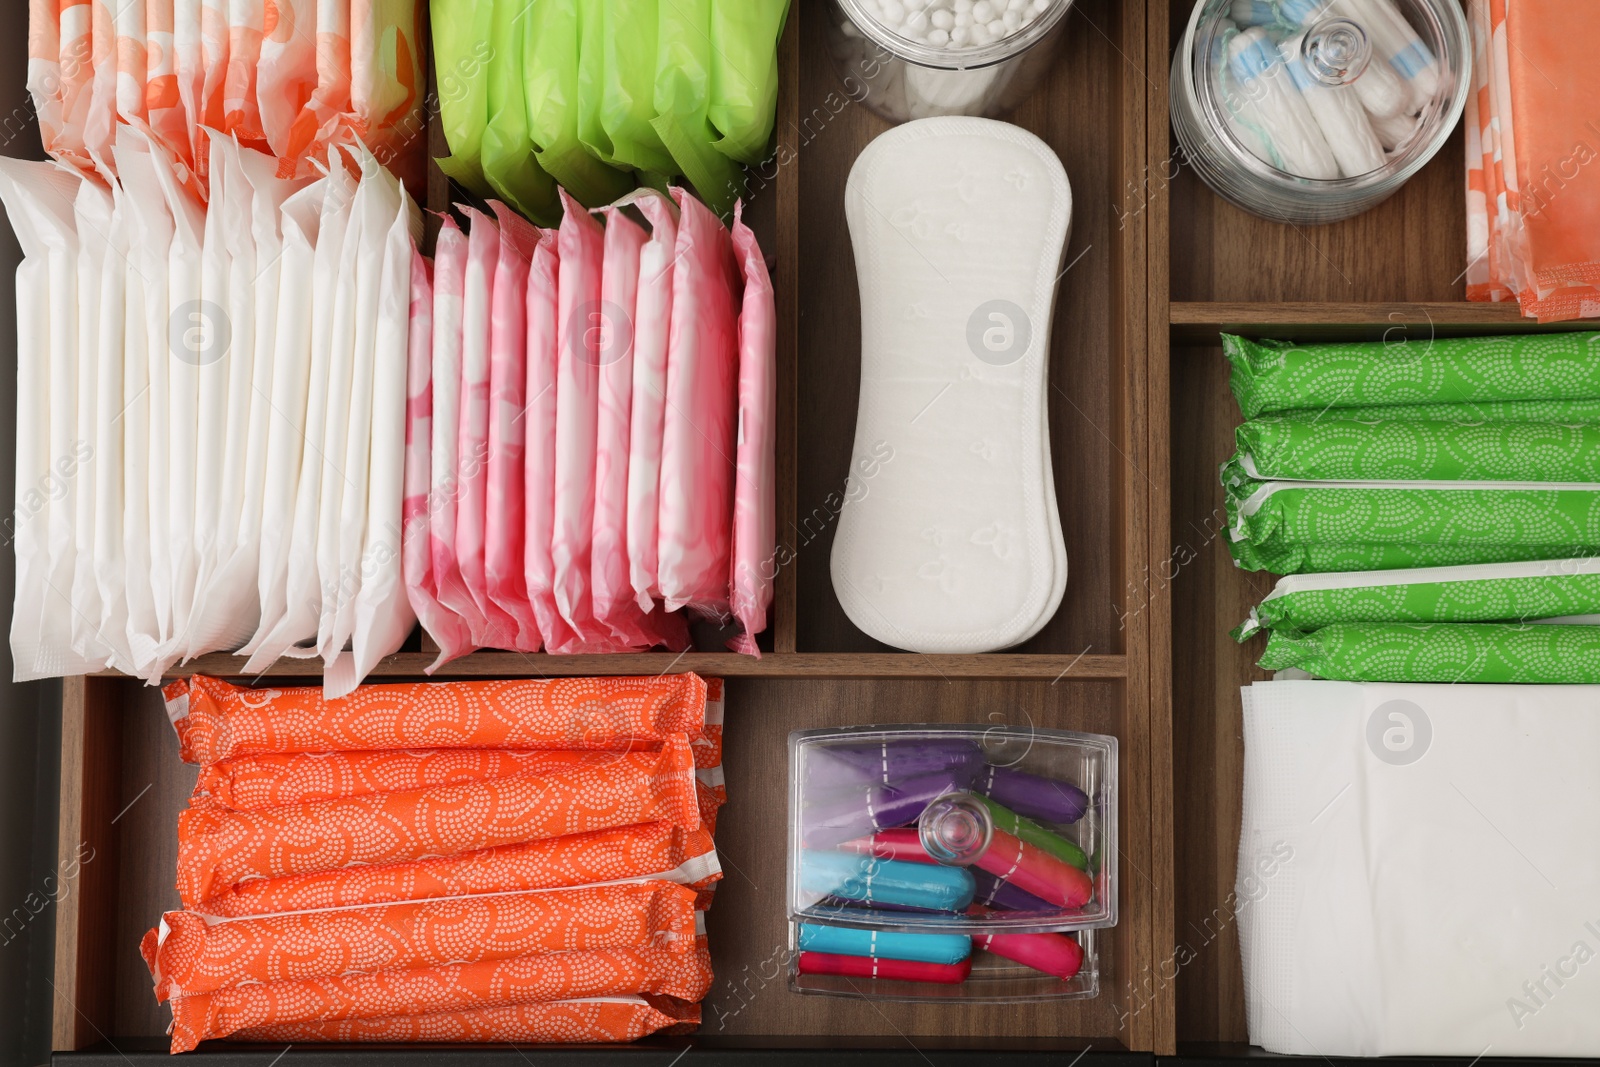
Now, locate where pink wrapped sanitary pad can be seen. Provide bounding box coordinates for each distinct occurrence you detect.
[728,201,776,655]
[594,201,688,652]
[625,190,678,615]
[551,189,608,649]
[523,218,577,652]
[657,186,740,619]
[486,202,542,652]
[451,207,499,646]
[402,250,471,669]
[428,216,479,650]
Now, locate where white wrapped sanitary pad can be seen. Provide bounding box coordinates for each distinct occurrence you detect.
[1239,680,1600,1056]
[831,117,1069,654]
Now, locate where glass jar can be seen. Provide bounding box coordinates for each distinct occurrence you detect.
[827,0,1075,124]
[1169,0,1470,224]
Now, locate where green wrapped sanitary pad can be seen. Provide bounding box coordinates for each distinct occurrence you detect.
[652,0,744,217]
[432,0,496,198]
[1225,476,1600,572]
[595,0,678,176]
[1271,397,1600,425]
[1258,621,1600,683]
[1229,539,1593,575]
[708,0,792,165]
[1223,332,1600,419]
[524,0,635,208]
[1235,557,1600,639]
[1235,416,1600,483]
[480,0,560,224]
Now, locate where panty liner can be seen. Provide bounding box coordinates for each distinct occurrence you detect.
[832,116,1069,653]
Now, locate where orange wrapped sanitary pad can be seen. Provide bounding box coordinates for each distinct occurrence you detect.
[145,880,700,1001]
[176,735,699,906]
[164,942,710,1051]
[231,995,700,1046]
[164,673,709,763]
[196,821,719,918]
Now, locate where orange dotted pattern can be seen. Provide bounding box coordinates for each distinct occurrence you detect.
[176,736,699,907]
[166,674,711,764]
[167,946,710,1050]
[146,881,701,1002]
[230,995,701,1045]
[196,822,721,919]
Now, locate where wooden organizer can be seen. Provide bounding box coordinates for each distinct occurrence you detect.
[45,0,1581,1061]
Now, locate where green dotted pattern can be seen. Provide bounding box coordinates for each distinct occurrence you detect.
[1228,538,1591,575]
[1270,398,1600,425]
[1236,417,1600,483]
[1258,622,1600,683]
[1236,568,1600,639]
[1222,332,1600,420]
[1224,479,1600,572]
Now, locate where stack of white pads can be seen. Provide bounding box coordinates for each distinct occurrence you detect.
[0,130,418,693]
[1239,679,1600,1055]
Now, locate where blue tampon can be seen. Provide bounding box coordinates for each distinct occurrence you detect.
[800,850,975,912]
[798,923,972,965]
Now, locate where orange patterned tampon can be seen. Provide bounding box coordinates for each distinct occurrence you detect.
[195,821,720,918]
[176,735,699,907]
[166,946,711,1051]
[164,674,710,764]
[145,881,701,1002]
[229,995,701,1046]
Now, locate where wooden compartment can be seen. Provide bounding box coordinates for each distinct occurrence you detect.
[48,0,1169,1060]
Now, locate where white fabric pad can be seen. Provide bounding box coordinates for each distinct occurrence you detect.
[1239,679,1600,1056]
[831,117,1069,653]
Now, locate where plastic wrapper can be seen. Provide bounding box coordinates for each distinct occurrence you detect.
[1258,620,1600,683]
[427,216,476,653]
[349,0,425,195]
[91,163,133,673]
[485,203,541,651]
[552,189,608,647]
[83,0,118,166]
[28,0,64,158]
[243,151,354,671]
[658,187,740,616]
[114,0,148,128]
[594,0,676,176]
[339,166,420,695]
[1223,331,1600,419]
[278,0,351,179]
[174,966,705,1051]
[57,0,94,168]
[707,0,789,165]
[62,174,109,673]
[194,821,719,917]
[1226,477,1600,574]
[163,672,710,763]
[145,880,702,1000]
[239,173,321,668]
[229,994,701,1047]
[175,735,700,905]
[1237,557,1600,640]
[625,189,678,613]
[523,0,633,209]
[402,251,474,669]
[1231,538,1589,576]
[479,0,557,224]
[1235,415,1600,483]
[728,200,776,652]
[594,202,688,651]
[221,0,264,143]
[255,0,316,158]
[0,160,81,681]
[1269,397,1600,425]
[524,215,575,650]
[430,0,493,198]
[651,0,743,215]
[441,206,498,645]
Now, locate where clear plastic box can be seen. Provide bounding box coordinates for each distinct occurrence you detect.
[786,724,1117,940]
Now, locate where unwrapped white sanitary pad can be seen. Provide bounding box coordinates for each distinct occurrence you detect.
[1239,679,1600,1056]
[830,116,1069,654]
